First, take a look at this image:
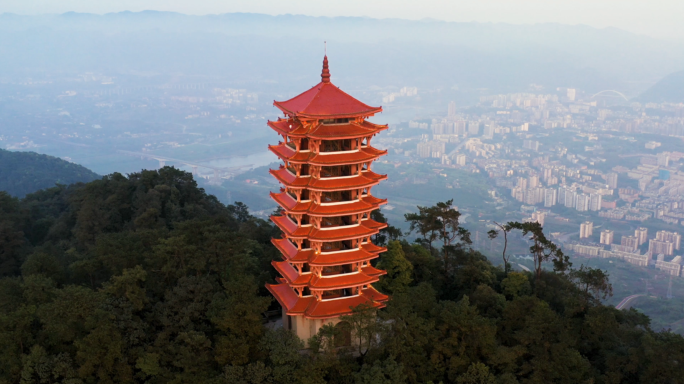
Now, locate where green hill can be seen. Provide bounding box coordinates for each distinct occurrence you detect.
[0,167,682,383]
[637,70,684,103]
[0,149,99,197]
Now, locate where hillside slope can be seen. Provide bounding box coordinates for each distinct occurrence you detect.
[0,149,99,197]
[637,70,684,103]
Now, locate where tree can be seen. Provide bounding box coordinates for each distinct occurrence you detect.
[405,200,471,274]
[487,221,511,274]
[376,240,413,294]
[371,210,402,247]
[506,222,570,281]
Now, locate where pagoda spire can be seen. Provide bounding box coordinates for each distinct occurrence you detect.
[321,55,331,83]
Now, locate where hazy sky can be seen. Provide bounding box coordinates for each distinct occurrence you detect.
[3,0,684,39]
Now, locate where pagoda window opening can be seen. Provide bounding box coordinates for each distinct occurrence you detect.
[302,239,311,249]
[301,215,310,225]
[323,289,344,299]
[300,138,309,150]
[322,241,343,252]
[321,216,342,228]
[302,263,311,273]
[321,118,350,124]
[322,264,352,276]
[302,287,311,296]
[300,164,310,176]
[321,165,352,178]
[321,139,352,152]
[321,190,352,203]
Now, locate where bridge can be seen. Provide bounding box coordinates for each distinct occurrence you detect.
[590,90,630,102]
[615,294,646,310]
[117,150,252,183]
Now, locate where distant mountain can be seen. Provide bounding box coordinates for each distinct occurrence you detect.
[637,70,684,103]
[0,149,99,197]
[1,12,683,94]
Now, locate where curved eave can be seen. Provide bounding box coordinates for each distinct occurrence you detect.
[271,216,387,241]
[271,238,314,262]
[309,272,380,290]
[304,287,389,319]
[269,168,387,191]
[272,261,313,287]
[309,248,381,266]
[270,192,387,217]
[269,144,387,166]
[267,284,389,319]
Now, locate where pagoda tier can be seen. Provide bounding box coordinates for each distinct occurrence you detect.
[271,238,385,266]
[268,143,387,166]
[268,119,387,139]
[266,283,388,319]
[269,167,387,191]
[271,215,387,241]
[270,191,387,217]
[267,55,389,336]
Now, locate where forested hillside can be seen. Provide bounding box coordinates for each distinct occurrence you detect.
[0,167,683,383]
[0,149,99,197]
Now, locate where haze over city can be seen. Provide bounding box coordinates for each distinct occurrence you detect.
[2,1,684,382]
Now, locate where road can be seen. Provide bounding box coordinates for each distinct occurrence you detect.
[615,294,646,310]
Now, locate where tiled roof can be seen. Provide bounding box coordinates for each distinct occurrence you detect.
[268,144,387,166]
[268,119,387,139]
[274,82,381,119]
[269,168,387,191]
[266,284,389,319]
[270,192,387,216]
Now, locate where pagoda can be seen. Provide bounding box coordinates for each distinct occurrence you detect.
[266,56,389,341]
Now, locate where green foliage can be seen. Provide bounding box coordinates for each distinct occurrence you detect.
[0,170,682,383]
[376,241,413,294]
[0,149,99,198]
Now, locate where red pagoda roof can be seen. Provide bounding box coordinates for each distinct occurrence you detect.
[273,56,382,119]
[269,144,387,166]
[272,261,385,289]
[268,119,387,139]
[266,283,388,319]
[270,192,387,217]
[271,238,385,266]
[269,168,387,191]
[270,216,387,241]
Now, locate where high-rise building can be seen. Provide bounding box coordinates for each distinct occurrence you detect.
[266,56,389,342]
[575,193,590,211]
[455,154,466,166]
[544,188,557,207]
[649,239,675,256]
[483,124,495,139]
[528,175,540,189]
[531,211,545,227]
[468,121,479,135]
[600,230,614,245]
[564,188,577,208]
[635,227,648,245]
[523,140,540,151]
[657,152,670,167]
[589,193,602,211]
[606,172,618,189]
[517,177,528,190]
[621,235,639,251]
[655,230,681,250]
[580,221,593,239]
[448,101,456,117]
